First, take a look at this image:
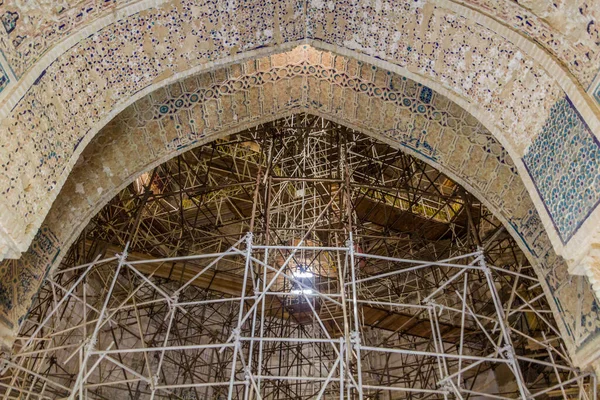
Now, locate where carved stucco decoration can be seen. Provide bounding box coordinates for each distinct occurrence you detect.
[1,0,600,273]
[1,0,599,89]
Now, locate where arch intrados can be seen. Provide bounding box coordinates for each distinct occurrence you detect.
[3,43,542,256]
[44,44,548,308]
[64,110,523,257]
[60,43,528,225]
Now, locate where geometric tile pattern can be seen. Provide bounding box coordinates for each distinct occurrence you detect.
[523,97,600,243]
[450,0,600,87]
[150,58,509,171]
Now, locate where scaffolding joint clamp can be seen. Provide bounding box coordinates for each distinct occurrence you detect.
[85,337,97,353]
[426,300,439,309]
[439,380,453,395]
[232,328,241,342]
[0,354,11,375]
[500,344,515,361]
[345,239,353,251]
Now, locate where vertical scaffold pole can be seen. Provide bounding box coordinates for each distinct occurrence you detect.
[70,244,129,399]
[479,249,529,399]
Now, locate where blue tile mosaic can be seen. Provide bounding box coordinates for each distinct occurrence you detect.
[0,63,9,94]
[419,86,433,104]
[523,96,600,243]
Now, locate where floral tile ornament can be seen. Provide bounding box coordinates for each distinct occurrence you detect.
[523,96,600,243]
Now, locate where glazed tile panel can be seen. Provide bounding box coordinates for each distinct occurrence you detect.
[523,97,600,243]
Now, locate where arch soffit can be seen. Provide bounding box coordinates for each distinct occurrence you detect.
[9,48,600,366]
[0,0,600,265]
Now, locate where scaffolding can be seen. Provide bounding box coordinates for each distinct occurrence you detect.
[1,115,596,399]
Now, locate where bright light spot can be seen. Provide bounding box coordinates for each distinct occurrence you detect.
[293,271,314,278]
[291,289,314,295]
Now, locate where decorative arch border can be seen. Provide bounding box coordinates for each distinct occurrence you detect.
[0,0,600,270]
[1,0,597,120]
[2,48,599,370]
